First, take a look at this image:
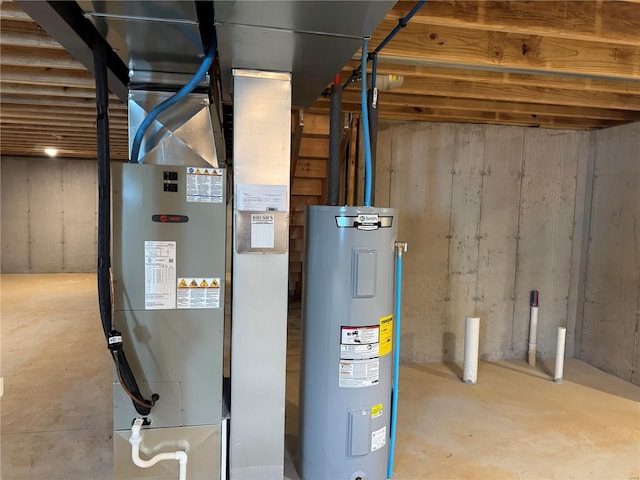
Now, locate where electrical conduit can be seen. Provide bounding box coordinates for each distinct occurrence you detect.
[130,419,188,480]
[388,241,407,478]
[129,32,217,164]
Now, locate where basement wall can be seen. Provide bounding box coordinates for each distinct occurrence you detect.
[1,156,97,273]
[578,122,640,385]
[375,123,591,364]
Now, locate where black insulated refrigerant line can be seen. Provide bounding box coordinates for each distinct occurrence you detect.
[328,77,342,205]
[93,38,157,416]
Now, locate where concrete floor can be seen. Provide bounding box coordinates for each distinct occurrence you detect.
[2,274,639,480]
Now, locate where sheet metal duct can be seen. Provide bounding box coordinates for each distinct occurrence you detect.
[78,1,206,75]
[214,1,396,107]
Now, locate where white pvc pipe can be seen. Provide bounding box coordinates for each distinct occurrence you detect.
[463,316,480,384]
[528,306,538,366]
[129,419,188,480]
[554,327,567,384]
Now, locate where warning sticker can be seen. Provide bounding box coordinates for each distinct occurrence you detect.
[371,403,383,419]
[379,315,393,356]
[339,358,379,388]
[177,277,221,309]
[371,426,387,452]
[186,167,224,203]
[340,343,379,360]
[144,241,176,310]
[341,326,379,345]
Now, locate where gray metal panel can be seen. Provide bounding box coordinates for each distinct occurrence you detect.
[353,249,377,298]
[299,205,397,480]
[230,70,291,479]
[79,1,203,75]
[581,123,640,384]
[214,1,395,107]
[129,91,220,167]
[111,311,224,430]
[114,425,221,480]
[214,1,394,37]
[0,157,30,273]
[112,163,226,429]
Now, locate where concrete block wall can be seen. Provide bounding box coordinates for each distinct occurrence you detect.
[578,122,640,385]
[375,123,591,364]
[1,156,97,273]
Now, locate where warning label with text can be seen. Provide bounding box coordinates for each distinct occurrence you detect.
[177,277,221,309]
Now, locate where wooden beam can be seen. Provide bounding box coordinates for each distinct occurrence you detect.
[1,65,96,88]
[370,19,640,81]
[309,105,622,130]
[0,115,128,130]
[1,18,67,49]
[0,45,86,70]
[390,1,640,47]
[1,94,126,109]
[342,61,640,96]
[377,76,640,111]
[327,91,640,122]
[298,137,329,158]
[0,81,119,99]
[0,1,32,21]
[0,103,128,118]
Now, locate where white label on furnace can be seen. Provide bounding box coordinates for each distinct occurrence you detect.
[339,358,379,388]
[237,184,287,212]
[340,343,379,360]
[186,167,223,203]
[371,426,386,452]
[341,326,379,345]
[177,277,221,309]
[251,213,275,248]
[144,241,176,310]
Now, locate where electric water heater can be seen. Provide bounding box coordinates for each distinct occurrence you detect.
[299,205,398,480]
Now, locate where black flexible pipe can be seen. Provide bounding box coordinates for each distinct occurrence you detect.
[328,83,342,205]
[93,38,155,416]
[94,37,112,339]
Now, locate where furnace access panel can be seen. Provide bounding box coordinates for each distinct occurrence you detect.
[111,163,226,431]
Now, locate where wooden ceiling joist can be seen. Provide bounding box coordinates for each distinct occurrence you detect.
[370,20,640,81]
[1,0,639,160]
[390,1,640,46]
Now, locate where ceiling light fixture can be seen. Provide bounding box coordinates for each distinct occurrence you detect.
[44,147,58,157]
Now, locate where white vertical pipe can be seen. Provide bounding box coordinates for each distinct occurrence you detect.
[463,316,480,384]
[528,306,538,366]
[554,327,567,383]
[528,290,539,366]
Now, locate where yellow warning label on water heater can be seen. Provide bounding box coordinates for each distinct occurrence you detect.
[379,315,393,356]
[371,403,383,419]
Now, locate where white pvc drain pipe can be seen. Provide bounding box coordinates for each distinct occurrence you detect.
[463,316,480,384]
[129,419,188,480]
[554,327,567,384]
